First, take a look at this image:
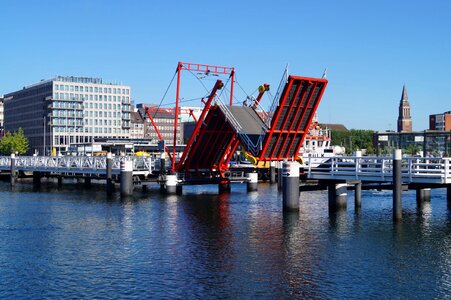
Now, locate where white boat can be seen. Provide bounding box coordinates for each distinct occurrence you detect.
[300,120,344,168]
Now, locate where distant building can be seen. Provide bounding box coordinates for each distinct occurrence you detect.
[429,111,451,131]
[397,84,412,132]
[374,130,451,156]
[4,76,132,155]
[130,111,145,139]
[136,104,182,146]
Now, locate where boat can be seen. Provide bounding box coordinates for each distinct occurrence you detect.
[300,118,345,168]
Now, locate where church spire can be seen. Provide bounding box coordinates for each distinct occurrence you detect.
[397,84,412,132]
[400,84,408,103]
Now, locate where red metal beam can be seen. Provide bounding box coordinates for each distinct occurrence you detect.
[176,80,223,171]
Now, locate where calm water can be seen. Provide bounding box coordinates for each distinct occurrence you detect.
[0,180,449,299]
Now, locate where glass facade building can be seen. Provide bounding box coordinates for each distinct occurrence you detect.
[4,76,132,155]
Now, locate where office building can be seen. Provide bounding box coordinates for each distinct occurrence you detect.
[4,76,132,154]
[429,112,451,131]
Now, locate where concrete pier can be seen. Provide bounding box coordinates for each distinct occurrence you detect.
[354,181,362,211]
[282,161,300,211]
[84,177,91,187]
[120,160,134,196]
[328,182,347,212]
[106,152,113,195]
[247,172,258,192]
[416,188,431,205]
[218,180,231,194]
[393,149,402,221]
[160,153,166,175]
[164,174,178,195]
[10,154,16,187]
[269,161,276,184]
[277,161,283,191]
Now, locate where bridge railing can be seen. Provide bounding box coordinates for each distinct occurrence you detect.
[307,156,451,184]
[0,156,155,175]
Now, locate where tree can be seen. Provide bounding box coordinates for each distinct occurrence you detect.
[0,131,13,155]
[0,128,29,155]
[12,128,29,154]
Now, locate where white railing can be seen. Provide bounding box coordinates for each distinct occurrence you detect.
[307,156,451,184]
[0,156,154,175]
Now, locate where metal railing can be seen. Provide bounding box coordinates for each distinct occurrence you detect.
[0,156,154,175]
[307,156,451,184]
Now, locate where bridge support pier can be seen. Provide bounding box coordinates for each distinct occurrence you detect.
[354,181,362,211]
[247,172,258,192]
[120,160,134,197]
[283,161,300,211]
[160,153,166,175]
[106,152,114,195]
[163,174,179,195]
[218,180,231,194]
[328,182,347,212]
[270,161,276,184]
[57,176,63,187]
[393,149,402,222]
[416,188,431,205]
[10,153,16,187]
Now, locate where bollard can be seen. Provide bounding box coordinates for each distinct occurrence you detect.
[106,152,113,195]
[270,161,276,184]
[328,182,347,212]
[247,172,258,192]
[120,160,134,196]
[10,153,16,187]
[393,149,402,221]
[282,161,300,211]
[218,180,231,194]
[165,174,178,195]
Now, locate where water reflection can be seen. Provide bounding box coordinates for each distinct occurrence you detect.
[0,182,449,298]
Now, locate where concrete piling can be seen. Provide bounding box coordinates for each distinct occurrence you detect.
[106,152,113,195]
[277,161,283,191]
[218,180,231,194]
[164,174,178,195]
[247,172,258,192]
[270,161,276,184]
[10,153,16,187]
[120,160,134,197]
[282,161,300,211]
[393,149,402,221]
[328,182,347,212]
[416,188,431,205]
[33,171,41,187]
[354,181,362,211]
[160,152,166,175]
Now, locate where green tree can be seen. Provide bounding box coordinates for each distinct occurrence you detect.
[12,128,29,154]
[0,128,29,155]
[330,129,375,154]
[0,131,13,155]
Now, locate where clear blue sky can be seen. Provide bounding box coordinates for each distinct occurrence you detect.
[1,0,450,131]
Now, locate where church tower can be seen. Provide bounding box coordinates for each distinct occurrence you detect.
[397,84,412,132]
